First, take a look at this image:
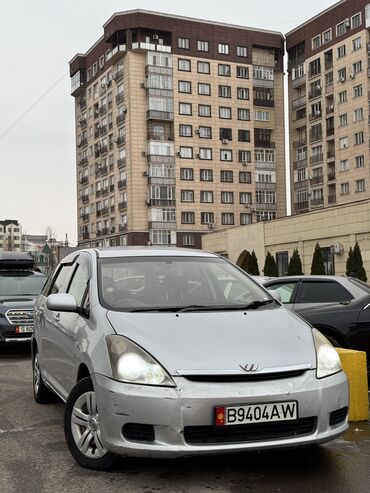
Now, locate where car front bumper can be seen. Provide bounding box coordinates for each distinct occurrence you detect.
[93,369,349,458]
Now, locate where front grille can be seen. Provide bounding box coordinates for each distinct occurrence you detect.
[183,370,306,383]
[184,417,316,444]
[5,309,33,325]
[329,407,348,426]
[122,423,155,442]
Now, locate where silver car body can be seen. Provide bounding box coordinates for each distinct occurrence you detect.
[33,248,348,458]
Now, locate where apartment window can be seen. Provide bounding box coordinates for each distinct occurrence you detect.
[238,129,250,142]
[180,146,193,158]
[253,65,274,80]
[353,37,362,51]
[355,155,364,168]
[179,124,192,137]
[221,191,234,204]
[356,179,365,192]
[198,104,211,117]
[220,170,233,182]
[197,61,210,74]
[337,44,346,59]
[198,83,211,95]
[219,85,231,98]
[218,43,229,55]
[238,109,250,121]
[181,212,195,224]
[220,128,232,141]
[219,106,232,119]
[180,168,194,180]
[240,192,252,204]
[338,90,347,103]
[312,35,321,50]
[336,21,347,36]
[220,149,233,161]
[256,190,276,204]
[218,64,231,76]
[240,213,252,225]
[340,182,349,195]
[339,159,349,172]
[197,126,212,138]
[339,113,348,127]
[221,213,234,225]
[237,46,248,57]
[239,150,252,163]
[178,37,190,49]
[181,190,194,202]
[339,137,348,150]
[353,108,363,122]
[237,87,249,100]
[338,67,346,81]
[200,191,214,203]
[257,171,275,183]
[178,59,191,71]
[178,80,191,93]
[254,110,269,121]
[352,60,362,74]
[236,66,249,79]
[355,131,364,145]
[201,212,214,224]
[351,13,362,28]
[199,148,212,160]
[179,103,192,115]
[239,171,251,183]
[182,234,195,246]
[197,40,209,52]
[353,84,363,98]
[322,29,332,44]
[200,169,213,181]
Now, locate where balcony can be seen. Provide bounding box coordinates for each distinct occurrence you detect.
[328,194,336,204]
[291,95,307,109]
[308,89,322,100]
[310,153,323,165]
[293,158,308,169]
[100,125,107,136]
[118,201,127,211]
[326,127,335,137]
[149,221,176,230]
[118,179,127,189]
[78,97,86,109]
[119,224,127,233]
[147,198,176,207]
[110,184,114,192]
[309,112,322,122]
[310,175,324,186]
[325,84,334,95]
[81,213,89,222]
[293,139,307,149]
[253,98,274,107]
[116,136,125,147]
[82,232,90,240]
[116,114,126,125]
[252,78,274,88]
[114,69,124,82]
[327,149,335,160]
[78,156,88,166]
[99,104,107,116]
[79,176,88,185]
[309,132,322,144]
[147,110,174,121]
[116,92,124,104]
[101,207,110,216]
[95,190,101,198]
[294,201,309,212]
[77,137,88,148]
[81,194,89,203]
[254,140,275,149]
[100,165,108,176]
[101,228,109,236]
[132,41,155,51]
[147,154,175,165]
[308,70,321,79]
[110,227,116,234]
[106,44,127,63]
[327,171,336,181]
[117,158,126,168]
[78,117,87,128]
[310,197,324,207]
[292,75,306,88]
[101,187,109,197]
[326,105,334,115]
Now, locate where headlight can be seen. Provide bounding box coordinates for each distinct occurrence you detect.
[106,335,175,387]
[312,328,342,379]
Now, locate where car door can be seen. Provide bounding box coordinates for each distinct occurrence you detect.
[292,280,353,313]
[264,280,300,310]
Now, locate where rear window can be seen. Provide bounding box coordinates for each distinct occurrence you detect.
[0,273,46,296]
[297,281,353,303]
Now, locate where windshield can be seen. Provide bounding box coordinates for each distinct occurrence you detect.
[98,256,272,311]
[0,273,47,296]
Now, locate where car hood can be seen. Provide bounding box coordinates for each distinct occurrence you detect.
[106,307,316,375]
[0,297,36,309]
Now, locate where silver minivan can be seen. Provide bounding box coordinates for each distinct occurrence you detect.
[32,247,348,470]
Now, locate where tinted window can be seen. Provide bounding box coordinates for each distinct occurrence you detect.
[266,282,298,303]
[297,281,353,303]
[49,265,72,295]
[67,258,90,307]
[0,273,46,296]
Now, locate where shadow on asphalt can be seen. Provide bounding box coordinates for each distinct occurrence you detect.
[0,342,31,358]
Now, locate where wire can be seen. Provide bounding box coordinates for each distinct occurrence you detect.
[0,72,68,142]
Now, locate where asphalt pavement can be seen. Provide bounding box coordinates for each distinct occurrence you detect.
[0,344,369,493]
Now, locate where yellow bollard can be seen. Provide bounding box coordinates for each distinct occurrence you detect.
[336,348,369,421]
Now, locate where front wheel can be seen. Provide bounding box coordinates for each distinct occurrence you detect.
[33,351,55,404]
[64,377,118,470]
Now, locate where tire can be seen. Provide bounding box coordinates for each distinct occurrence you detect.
[324,334,343,348]
[33,351,55,404]
[64,377,118,470]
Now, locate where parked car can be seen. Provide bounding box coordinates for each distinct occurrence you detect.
[0,252,47,344]
[32,248,348,470]
[263,275,370,363]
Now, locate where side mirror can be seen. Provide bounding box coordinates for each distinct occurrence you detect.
[47,293,77,312]
[269,289,282,302]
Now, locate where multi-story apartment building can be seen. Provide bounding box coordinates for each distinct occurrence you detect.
[0,220,22,252]
[70,10,285,248]
[287,0,370,215]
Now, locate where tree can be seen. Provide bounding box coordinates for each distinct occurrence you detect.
[288,248,304,275]
[263,251,278,277]
[345,246,356,277]
[249,250,260,276]
[310,243,326,275]
[353,242,367,281]
[240,251,252,273]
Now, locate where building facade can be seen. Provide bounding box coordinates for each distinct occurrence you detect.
[287,0,370,215]
[0,220,22,252]
[70,10,285,248]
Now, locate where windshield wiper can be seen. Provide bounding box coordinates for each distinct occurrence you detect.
[126,300,275,313]
[241,299,275,310]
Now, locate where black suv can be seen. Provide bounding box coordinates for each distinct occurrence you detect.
[0,252,47,344]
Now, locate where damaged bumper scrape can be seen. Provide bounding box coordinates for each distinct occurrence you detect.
[92,370,349,458]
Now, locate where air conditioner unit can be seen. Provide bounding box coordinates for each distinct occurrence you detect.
[251,208,256,213]
[142,170,149,177]
[222,139,229,144]
[208,222,215,230]
[328,105,334,110]
[122,105,127,112]
[153,34,159,40]
[195,128,200,134]
[101,82,106,88]
[142,151,147,156]
[241,160,248,166]
[107,80,112,87]
[196,153,201,158]
[330,243,344,254]
[340,76,346,83]
[114,138,119,143]
[244,203,250,209]
[145,198,151,205]
[140,82,146,88]
[349,73,355,79]
[345,18,350,27]
[176,151,181,157]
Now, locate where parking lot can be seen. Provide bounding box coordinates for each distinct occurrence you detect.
[0,345,369,493]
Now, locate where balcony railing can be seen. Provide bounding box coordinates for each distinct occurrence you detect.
[252,78,274,88]
[291,95,307,109]
[101,207,109,216]
[79,156,88,166]
[82,232,90,240]
[106,44,127,63]
[253,98,274,107]
[147,198,176,207]
[293,139,307,149]
[118,179,127,189]
[326,127,335,137]
[308,89,322,100]
[310,153,323,165]
[328,194,336,204]
[116,114,126,125]
[116,92,124,103]
[254,140,275,149]
[119,224,127,233]
[293,158,308,169]
[79,176,88,185]
[311,197,324,207]
[327,149,335,159]
[114,69,124,81]
[325,84,334,95]
[81,194,89,203]
[116,136,125,146]
[292,75,306,88]
[101,187,109,196]
[147,110,174,121]
[310,175,324,186]
[309,132,323,144]
[99,105,107,116]
[118,201,127,211]
[294,201,309,211]
[117,158,126,168]
[100,125,107,136]
[81,213,89,222]
[78,138,88,147]
[327,171,336,181]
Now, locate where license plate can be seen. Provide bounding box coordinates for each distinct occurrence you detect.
[15,325,33,334]
[215,401,298,426]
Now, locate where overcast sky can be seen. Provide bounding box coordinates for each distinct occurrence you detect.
[0,0,337,245]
